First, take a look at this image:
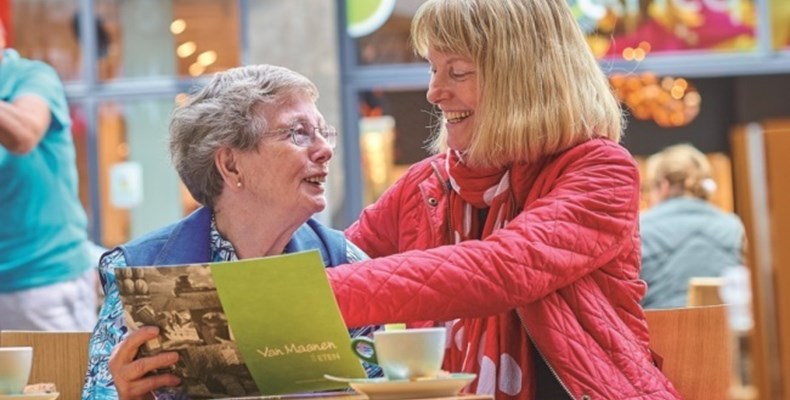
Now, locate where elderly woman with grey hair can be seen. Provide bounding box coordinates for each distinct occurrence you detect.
[82,64,377,400]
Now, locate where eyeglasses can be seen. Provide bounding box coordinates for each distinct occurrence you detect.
[266,123,338,148]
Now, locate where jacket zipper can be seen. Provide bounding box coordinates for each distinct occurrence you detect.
[428,161,454,245]
[515,310,578,400]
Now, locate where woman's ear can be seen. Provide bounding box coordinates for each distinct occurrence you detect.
[215,147,243,189]
[656,179,671,201]
[648,179,669,206]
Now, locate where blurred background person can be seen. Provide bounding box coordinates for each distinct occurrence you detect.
[0,19,96,331]
[640,143,745,309]
[83,65,379,400]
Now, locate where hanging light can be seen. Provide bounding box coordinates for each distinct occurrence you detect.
[170,19,187,35]
[196,51,217,67]
[177,41,196,58]
[610,73,701,127]
[188,63,205,77]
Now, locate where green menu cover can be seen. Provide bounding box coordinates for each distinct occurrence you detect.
[116,250,366,398]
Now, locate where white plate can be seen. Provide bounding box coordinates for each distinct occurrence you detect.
[0,393,59,400]
[324,373,476,400]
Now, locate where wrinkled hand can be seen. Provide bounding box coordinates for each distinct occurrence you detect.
[109,326,181,400]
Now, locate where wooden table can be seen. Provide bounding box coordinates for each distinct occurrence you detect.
[229,393,492,400]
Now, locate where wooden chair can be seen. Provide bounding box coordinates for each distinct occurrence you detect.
[688,277,724,306]
[0,331,91,400]
[645,305,731,400]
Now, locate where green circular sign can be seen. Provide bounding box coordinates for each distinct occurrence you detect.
[347,0,396,38]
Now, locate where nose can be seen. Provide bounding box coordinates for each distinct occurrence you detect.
[310,134,333,164]
[426,74,449,105]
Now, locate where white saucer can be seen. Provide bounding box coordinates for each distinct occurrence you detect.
[0,393,59,400]
[324,373,476,400]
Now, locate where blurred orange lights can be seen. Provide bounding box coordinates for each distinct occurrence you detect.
[633,48,646,61]
[170,19,186,35]
[196,51,217,67]
[621,41,652,62]
[177,41,196,58]
[670,86,685,100]
[610,73,701,128]
[188,63,205,77]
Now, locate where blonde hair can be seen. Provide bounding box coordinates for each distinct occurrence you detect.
[645,143,714,200]
[411,0,623,168]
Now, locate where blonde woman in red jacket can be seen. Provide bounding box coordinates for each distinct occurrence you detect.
[327,0,680,399]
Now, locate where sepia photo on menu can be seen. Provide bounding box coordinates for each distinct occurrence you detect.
[117,264,259,399]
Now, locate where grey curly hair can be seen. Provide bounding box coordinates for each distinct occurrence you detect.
[169,65,318,208]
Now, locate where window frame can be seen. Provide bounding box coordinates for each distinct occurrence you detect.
[65,0,248,243]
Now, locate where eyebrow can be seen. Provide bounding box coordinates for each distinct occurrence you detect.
[446,56,473,64]
[287,119,327,127]
[428,57,475,67]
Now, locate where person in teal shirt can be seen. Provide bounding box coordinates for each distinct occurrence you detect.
[0,20,95,330]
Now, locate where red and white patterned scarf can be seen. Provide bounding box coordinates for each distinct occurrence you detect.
[443,150,538,399]
[445,150,517,243]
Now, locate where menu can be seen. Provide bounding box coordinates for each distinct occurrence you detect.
[116,250,366,398]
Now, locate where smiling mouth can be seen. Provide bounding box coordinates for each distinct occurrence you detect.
[303,175,326,186]
[444,111,472,124]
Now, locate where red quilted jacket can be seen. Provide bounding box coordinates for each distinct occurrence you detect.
[329,139,680,399]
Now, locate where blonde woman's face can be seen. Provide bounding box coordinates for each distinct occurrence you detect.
[425,48,478,152]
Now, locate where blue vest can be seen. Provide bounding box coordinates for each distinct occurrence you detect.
[118,207,348,267]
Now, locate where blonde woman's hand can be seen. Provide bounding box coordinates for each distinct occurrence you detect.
[109,326,181,400]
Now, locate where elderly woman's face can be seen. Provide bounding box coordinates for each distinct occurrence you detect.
[425,48,478,152]
[236,93,333,220]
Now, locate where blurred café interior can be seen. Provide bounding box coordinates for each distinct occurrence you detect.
[1,0,790,398]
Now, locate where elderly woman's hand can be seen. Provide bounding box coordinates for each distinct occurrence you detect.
[109,326,181,400]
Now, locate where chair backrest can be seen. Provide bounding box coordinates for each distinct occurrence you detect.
[688,277,724,306]
[645,305,731,400]
[0,331,91,400]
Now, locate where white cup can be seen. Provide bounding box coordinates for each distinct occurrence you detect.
[351,327,446,380]
[0,346,33,395]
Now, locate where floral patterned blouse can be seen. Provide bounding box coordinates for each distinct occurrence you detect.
[82,218,379,399]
